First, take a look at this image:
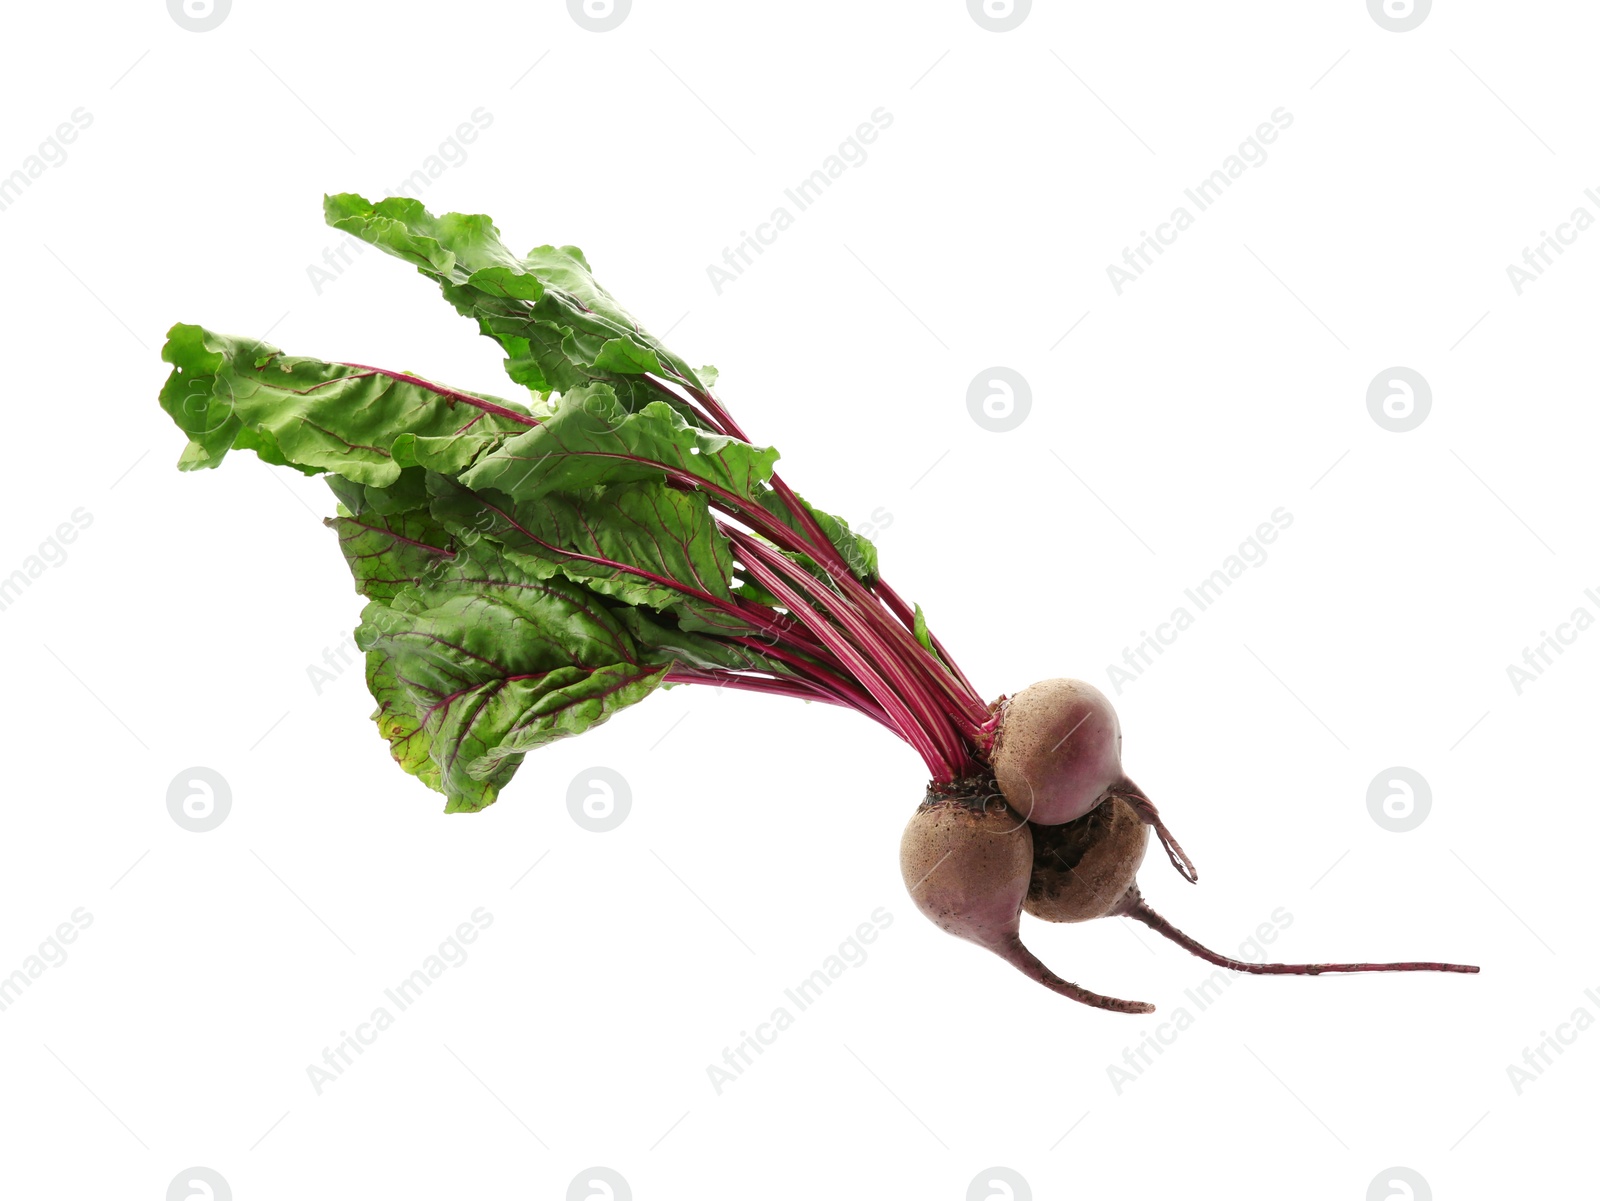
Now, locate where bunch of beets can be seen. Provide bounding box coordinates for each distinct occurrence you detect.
[157,196,1478,1011]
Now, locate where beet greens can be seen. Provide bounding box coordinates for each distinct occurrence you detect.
[159,194,990,811]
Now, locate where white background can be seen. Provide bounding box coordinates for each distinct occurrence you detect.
[0,1,1593,1198]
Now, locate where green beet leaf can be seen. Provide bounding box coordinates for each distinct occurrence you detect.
[356,537,667,811]
[460,384,778,508]
[325,193,711,413]
[326,505,459,603]
[427,473,752,637]
[158,324,534,483]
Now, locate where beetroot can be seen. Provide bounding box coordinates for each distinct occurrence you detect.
[992,678,1196,884]
[992,678,1123,826]
[899,785,1154,1013]
[1025,795,1148,923]
[919,681,1476,1010]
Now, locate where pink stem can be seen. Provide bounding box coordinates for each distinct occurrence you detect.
[730,536,953,778]
[728,637,892,725]
[664,668,899,734]
[873,577,983,705]
[651,373,988,733]
[640,374,729,435]
[823,566,990,731]
[731,532,973,778]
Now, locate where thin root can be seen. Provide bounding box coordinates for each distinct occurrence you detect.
[991,934,1155,1014]
[1114,788,1199,885]
[1117,887,1480,975]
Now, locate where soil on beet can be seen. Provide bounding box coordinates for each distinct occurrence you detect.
[1025,797,1149,922]
[1030,802,1114,876]
[922,773,1006,811]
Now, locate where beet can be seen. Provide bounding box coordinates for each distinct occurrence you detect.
[1025,796,1149,923]
[899,783,1154,1013]
[991,678,1196,883]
